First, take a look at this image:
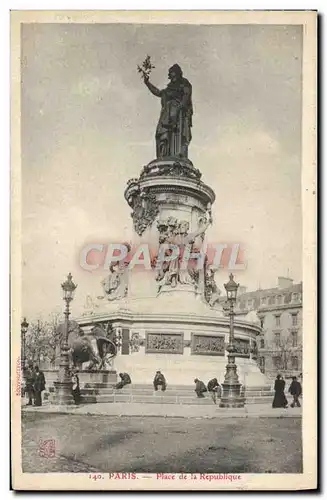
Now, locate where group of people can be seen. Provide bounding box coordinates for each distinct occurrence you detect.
[272,375,302,408]
[24,364,302,409]
[24,363,46,407]
[115,372,222,404]
[194,377,222,404]
[114,371,167,392]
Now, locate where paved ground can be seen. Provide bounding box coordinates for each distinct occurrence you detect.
[22,401,302,418]
[22,413,302,474]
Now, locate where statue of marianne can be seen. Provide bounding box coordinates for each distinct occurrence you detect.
[143,64,193,159]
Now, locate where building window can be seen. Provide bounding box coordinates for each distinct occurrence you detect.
[274,332,281,347]
[291,331,298,347]
[275,315,281,328]
[260,338,265,348]
[273,356,282,369]
[268,295,275,305]
[277,295,283,305]
[292,293,299,303]
[247,299,255,309]
[258,315,265,328]
[261,297,267,306]
[291,356,299,370]
[291,313,298,326]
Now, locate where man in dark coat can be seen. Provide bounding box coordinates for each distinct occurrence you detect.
[153,371,167,392]
[115,372,131,390]
[272,374,288,408]
[71,370,81,405]
[24,362,35,406]
[289,376,302,407]
[207,378,221,404]
[33,365,46,406]
[194,378,207,398]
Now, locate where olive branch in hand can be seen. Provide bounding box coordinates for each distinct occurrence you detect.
[137,55,155,80]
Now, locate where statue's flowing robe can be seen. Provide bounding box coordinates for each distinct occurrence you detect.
[156,77,193,158]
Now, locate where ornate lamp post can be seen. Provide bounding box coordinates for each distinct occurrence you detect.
[219,274,245,408]
[113,328,123,353]
[54,273,77,405]
[21,317,29,372]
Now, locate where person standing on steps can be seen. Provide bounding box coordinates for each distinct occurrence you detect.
[194,378,207,398]
[153,371,167,392]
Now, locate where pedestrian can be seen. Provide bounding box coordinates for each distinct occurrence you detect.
[289,376,302,407]
[24,362,35,406]
[272,374,288,408]
[194,378,207,398]
[115,372,131,390]
[153,371,167,392]
[33,365,46,406]
[207,377,221,404]
[71,370,81,405]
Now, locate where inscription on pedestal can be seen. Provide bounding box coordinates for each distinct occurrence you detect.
[191,334,225,356]
[145,332,184,354]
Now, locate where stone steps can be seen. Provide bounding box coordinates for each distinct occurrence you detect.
[80,387,273,397]
[79,393,274,405]
[78,383,274,405]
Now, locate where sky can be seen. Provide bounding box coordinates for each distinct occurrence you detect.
[21,23,303,321]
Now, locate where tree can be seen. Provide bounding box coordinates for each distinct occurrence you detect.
[273,335,300,372]
[25,312,62,367]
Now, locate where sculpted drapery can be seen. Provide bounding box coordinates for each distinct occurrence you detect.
[144,64,193,159]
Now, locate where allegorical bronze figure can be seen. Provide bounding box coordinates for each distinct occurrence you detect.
[138,58,193,159]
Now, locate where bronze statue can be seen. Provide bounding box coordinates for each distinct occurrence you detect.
[56,321,117,371]
[142,63,193,159]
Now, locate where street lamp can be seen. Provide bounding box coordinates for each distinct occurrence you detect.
[219,274,245,408]
[113,328,123,352]
[54,273,77,405]
[21,317,29,371]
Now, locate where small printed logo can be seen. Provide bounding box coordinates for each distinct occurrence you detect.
[38,439,56,458]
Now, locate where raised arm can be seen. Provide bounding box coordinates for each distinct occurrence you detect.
[143,74,162,98]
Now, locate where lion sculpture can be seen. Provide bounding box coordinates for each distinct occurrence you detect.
[56,320,117,371]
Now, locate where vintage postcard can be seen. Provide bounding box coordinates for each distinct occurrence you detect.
[11,10,317,491]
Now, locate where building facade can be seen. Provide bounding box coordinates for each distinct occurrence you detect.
[235,277,302,379]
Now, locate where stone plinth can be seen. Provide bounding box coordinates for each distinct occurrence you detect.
[219,383,246,408]
[77,370,117,387]
[78,294,267,388]
[53,381,74,405]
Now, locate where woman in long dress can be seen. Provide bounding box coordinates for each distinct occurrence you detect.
[272,374,288,408]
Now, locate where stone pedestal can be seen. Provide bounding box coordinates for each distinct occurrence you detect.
[77,157,270,393]
[77,370,117,388]
[53,381,74,405]
[219,383,246,408]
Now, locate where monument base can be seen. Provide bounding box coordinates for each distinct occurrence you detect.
[53,381,75,405]
[77,370,117,387]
